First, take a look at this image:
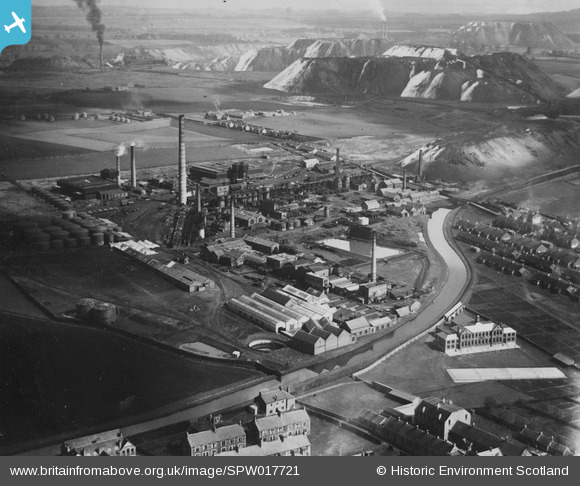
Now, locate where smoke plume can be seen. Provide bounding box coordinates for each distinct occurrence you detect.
[74,0,105,43]
[368,0,386,22]
[116,144,126,157]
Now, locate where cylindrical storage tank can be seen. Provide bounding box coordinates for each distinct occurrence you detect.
[51,230,70,241]
[78,236,91,247]
[103,231,114,245]
[71,228,89,238]
[64,238,78,248]
[58,221,76,231]
[286,220,294,230]
[35,240,51,251]
[24,227,44,239]
[13,220,38,232]
[64,223,81,231]
[34,217,53,228]
[94,225,108,234]
[76,298,96,319]
[62,210,76,220]
[81,222,97,232]
[77,212,90,219]
[44,225,62,234]
[51,239,64,249]
[91,232,104,246]
[89,303,118,326]
[31,232,51,243]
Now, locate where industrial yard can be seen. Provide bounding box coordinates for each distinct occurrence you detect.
[1,1,580,458]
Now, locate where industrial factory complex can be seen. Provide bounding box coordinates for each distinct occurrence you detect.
[2,102,578,457]
[2,98,579,459]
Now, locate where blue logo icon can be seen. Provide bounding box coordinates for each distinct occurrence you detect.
[1,0,31,55]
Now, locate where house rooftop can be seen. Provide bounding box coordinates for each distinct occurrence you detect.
[217,434,310,456]
[257,389,294,405]
[186,424,245,448]
[253,409,310,432]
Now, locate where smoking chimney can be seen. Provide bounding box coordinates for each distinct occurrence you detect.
[230,198,236,239]
[116,155,121,186]
[371,231,377,283]
[130,143,136,189]
[196,183,202,214]
[99,40,104,68]
[178,115,187,206]
[335,148,341,175]
[416,149,423,182]
[382,21,388,40]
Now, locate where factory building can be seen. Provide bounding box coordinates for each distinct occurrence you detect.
[304,272,329,291]
[260,287,294,306]
[227,298,286,333]
[434,312,517,356]
[62,430,136,456]
[227,285,338,334]
[112,240,215,292]
[280,285,316,303]
[57,175,119,200]
[237,295,299,331]
[251,294,310,327]
[362,199,381,211]
[377,178,403,191]
[235,210,267,228]
[291,322,356,355]
[266,253,298,269]
[98,189,129,201]
[342,316,375,337]
[292,330,327,355]
[360,281,389,303]
[244,236,279,254]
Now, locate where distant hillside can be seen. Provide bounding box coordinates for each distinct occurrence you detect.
[110,44,260,72]
[264,48,569,104]
[235,38,391,72]
[452,21,578,51]
[400,122,580,184]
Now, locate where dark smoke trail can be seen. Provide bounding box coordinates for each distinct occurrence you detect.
[74,0,105,43]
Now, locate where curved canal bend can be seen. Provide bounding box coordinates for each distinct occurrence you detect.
[355,208,470,374]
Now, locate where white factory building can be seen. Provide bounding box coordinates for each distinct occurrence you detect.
[227,285,337,334]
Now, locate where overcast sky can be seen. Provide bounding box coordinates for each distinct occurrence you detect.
[35,0,580,15]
